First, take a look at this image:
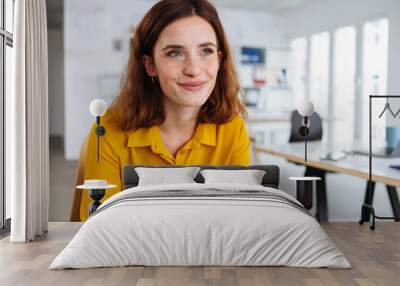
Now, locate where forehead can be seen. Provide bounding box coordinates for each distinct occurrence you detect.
[155,15,218,48]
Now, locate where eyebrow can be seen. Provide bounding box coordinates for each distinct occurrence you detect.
[161,42,217,51]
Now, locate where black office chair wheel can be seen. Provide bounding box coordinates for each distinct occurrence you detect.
[358,220,364,225]
[370,225,375,231]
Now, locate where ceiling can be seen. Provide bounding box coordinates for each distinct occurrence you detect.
[211,0,318,13]
[140,0,320,13]
[45,0,319,28]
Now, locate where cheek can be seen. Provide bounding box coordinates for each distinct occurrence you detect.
[154,55,178,79]
[206,59,220,78]
[156,64,179,89]
[158,62,178,78]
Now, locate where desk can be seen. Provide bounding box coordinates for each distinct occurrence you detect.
[246,112,333,124]
[254,142,400,221]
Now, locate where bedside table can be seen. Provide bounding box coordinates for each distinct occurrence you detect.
[289,176,321,210]
[77,180,117,216]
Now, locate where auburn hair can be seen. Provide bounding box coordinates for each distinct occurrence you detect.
[107,0,246,131]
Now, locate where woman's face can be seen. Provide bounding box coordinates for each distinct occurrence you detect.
[143,16,221,109]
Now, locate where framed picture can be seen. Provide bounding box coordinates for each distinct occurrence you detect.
[240,47,266,64]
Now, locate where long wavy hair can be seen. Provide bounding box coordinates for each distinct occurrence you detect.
[107,0,246,131]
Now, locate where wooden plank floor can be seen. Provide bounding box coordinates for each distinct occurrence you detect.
[0,222,399,286]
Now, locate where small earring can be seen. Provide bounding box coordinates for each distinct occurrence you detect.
[151,76,158,84]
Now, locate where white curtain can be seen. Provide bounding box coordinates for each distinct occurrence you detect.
[7,0,49,242]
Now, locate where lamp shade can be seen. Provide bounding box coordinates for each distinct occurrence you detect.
[89,99,107,117]
[297,99,314,117]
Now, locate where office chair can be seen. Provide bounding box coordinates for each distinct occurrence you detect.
[289,110,323,142]
[69,136,89,222]
[390,140,400,157]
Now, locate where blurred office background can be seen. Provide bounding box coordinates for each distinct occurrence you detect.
[40,0,400,221]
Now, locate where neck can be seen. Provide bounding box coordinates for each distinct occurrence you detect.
[160,99,200,135]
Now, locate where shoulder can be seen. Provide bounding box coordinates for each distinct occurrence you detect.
[211,115,249,154]
[215,115,249,141]
[88,111,128,147]
[218,115,247,131]
[102,111,122,132]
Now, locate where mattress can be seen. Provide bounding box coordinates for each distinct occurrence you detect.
[50,183,351,269]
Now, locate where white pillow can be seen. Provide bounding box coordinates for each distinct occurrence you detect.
[135,167,201,186]
[200,169,266,185]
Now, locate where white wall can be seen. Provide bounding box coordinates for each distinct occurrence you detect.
[271,0,400,221]
[48,28,65,137]
[64,0,151,160]
[218,8,286,48]
[64,0,286,160]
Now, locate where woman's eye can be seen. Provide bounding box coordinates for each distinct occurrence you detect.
[201,48,214,55]
[167,50,183,58]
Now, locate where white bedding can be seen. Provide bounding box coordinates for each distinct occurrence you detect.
[50,183,351,269]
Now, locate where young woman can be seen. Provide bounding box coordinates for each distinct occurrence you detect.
[80,0,250,221]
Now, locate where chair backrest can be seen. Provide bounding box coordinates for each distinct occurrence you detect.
[391,140,400,157]
[289,110,323,142]
[69,136,89,222]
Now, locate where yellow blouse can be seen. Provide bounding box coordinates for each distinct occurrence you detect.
[80,114,250,221]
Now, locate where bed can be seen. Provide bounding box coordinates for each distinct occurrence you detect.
[50,165,350,269]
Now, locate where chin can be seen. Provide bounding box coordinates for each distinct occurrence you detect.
[175,93,211,107]
[180,100,207,108]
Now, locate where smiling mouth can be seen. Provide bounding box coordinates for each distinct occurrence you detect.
[178,81,206,92]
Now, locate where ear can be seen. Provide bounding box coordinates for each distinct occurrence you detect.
[142,55,157,77]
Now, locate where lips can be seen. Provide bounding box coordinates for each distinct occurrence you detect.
[178,81,205,92]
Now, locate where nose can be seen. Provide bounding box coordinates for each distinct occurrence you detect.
[182,55,202,77]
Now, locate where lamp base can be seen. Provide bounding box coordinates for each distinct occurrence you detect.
[88,188,105,216]
[296,180,313,210]
[289,177,321,211]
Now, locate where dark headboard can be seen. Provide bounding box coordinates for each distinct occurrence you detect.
[123,165,280,189]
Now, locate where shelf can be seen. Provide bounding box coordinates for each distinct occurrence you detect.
[242,85,292,90]
[268,85,292,91]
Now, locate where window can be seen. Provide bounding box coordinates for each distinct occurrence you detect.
[333,26,356,144]
[362,18,388,148]
[1,0,14,232]
[5,0,13,33]
[309,32,330,117]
